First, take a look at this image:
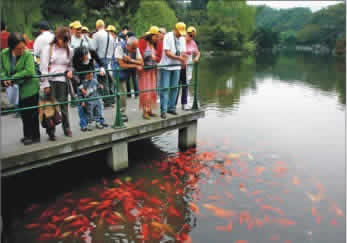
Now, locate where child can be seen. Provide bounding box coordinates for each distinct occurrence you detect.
[39,82,61,141]
[78,71,105,131]
[73,46,108,131]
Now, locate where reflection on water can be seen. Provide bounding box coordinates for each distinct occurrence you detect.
[2,53,345,243]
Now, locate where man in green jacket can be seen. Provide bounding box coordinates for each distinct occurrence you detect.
[1,32,41,145]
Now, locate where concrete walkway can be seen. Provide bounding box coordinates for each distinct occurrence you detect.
[1,97,205,176]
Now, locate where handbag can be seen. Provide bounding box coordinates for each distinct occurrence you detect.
[53,110,62,125]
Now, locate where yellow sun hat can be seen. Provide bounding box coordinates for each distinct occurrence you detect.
[82,26,89,32]
[72,21,82,29]
[187,26,197,34]
[96,19,105,28]
[147,26,160,35]
[175,22,186,36]
[106,25,116,32]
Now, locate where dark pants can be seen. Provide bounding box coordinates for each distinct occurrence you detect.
[126,70,138,97]
[98,58,115,106]
[47,127,55,138]
[50,81,70,133]
[176,68,188,105]
[19,94,40,140]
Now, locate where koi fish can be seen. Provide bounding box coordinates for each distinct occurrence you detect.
[260,204,285,216]
[251,190,264,196]
[189,202,200,214]
[312,208,318,217]
[59,231,72,239]
[306,192,323,202]
[292,176,300,185]
[332,204,344,217]
[216,221,233,232]
[227,153,240,159]
[38,233,55,241]
[240,183,248,193]
[63,214,82,223]
[152,179,160,185]
[255,166,265,176]
[168,206,181,217]
[25,223,40,230]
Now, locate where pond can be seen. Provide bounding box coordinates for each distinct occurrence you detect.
[2,52,346,243]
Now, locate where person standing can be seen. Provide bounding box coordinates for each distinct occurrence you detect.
[93,19,117,107]
[0,21,9,50]
[114,36,144,122]
[23,34,34,50]
[158,22,187,119]
[1,32,40,145]
[176,26,200,110]
[33,21,54,60]
[40,27,73,137]
[138,26,160,120]
[70,22,91,50]
[73,46,108,131]
[155,27,166,97]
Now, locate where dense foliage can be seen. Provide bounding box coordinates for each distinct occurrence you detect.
[255,3,346,49]
[1,0,344,53]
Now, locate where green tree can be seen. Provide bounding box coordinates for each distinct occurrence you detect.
[130,0,177,37]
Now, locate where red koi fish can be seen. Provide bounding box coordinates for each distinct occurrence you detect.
[168,205,181,217]
[25,223,40,230]
[260,204,285,216]
[216,221,233,232]
[38,233,56,241]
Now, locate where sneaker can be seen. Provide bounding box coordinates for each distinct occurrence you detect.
[168,110,178,115]
[96,123,104,129]
[101,123,109,128]
[87,123,94,131]
[122,115,128,122]
[49,135,56,141]
[161,113,167,119]
[81,127,88,132]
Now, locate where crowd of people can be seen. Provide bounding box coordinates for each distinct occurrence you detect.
[0,19,200,145]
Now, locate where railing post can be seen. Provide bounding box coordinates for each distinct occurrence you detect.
[113,68,125,129]
[192,63,199,110]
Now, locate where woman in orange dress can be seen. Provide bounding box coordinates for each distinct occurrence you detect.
[138,26,160,120]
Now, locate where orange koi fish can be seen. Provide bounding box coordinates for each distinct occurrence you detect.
[292,176,300,185]
[216,221,233,232]
[256,166,265,176]
[189,202,200,214]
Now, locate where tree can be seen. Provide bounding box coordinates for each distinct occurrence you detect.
[130,0,177,37]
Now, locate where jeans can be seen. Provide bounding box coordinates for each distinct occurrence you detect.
[159,69,180,113]
[78,105,88,129]
[86,100,103,124]
[19,94,40,140]
[126,70,138,97]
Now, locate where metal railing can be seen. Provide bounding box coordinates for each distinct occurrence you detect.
[1,63,200,129]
